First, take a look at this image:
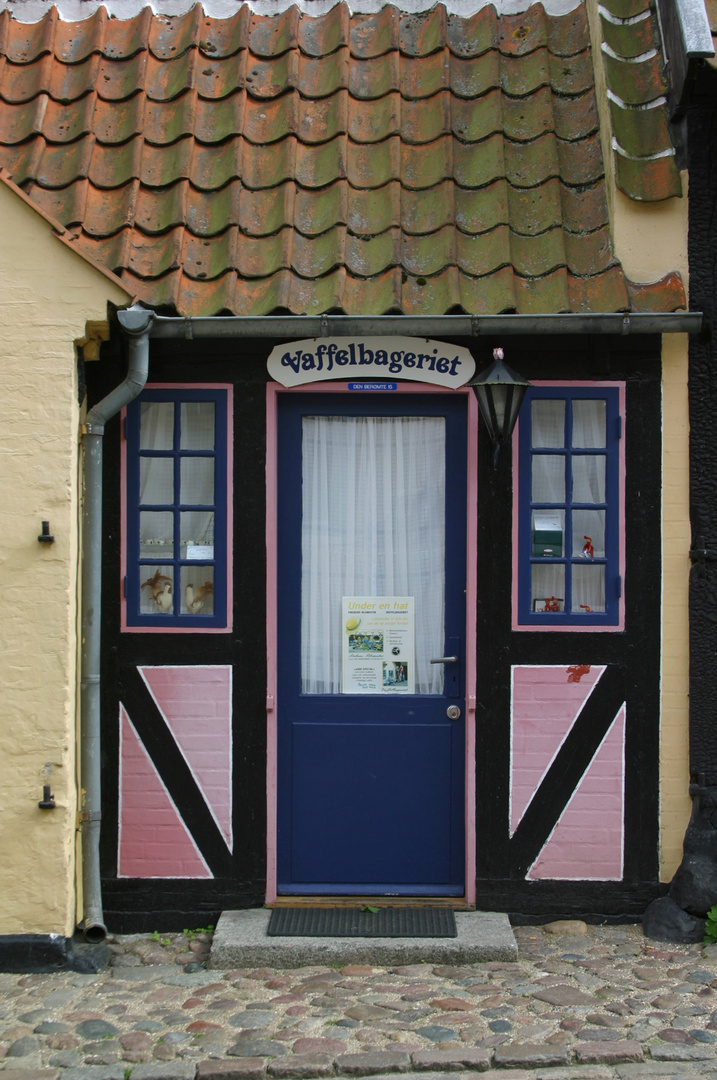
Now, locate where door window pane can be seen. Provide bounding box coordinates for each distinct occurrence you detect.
[301,415,446,695]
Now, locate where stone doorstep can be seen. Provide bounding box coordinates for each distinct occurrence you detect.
[208,911,518,970]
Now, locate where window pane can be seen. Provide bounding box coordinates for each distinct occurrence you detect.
[140,402,174,450]
[180,403,215,449]
[180,511,214,558]
[572,455,606,503]
[573,400,606,447]
[572,563,605,612]
[572,510,605,558]
[139,565,174,615]
[140,511,173,556]
[181,458,214,505]
[532,455,565,502]
[181,566,215,616]
[139,458,173,504]
[531,564,565,612]
[532,509,564,558]
[532,400,565,447]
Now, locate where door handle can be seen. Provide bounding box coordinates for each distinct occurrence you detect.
[430,656,458,664]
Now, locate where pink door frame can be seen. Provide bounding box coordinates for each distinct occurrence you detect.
[265,380,478,905]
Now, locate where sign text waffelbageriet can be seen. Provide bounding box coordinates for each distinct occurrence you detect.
[267,337,476,388]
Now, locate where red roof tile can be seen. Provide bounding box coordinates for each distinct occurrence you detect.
[0,2,685,316]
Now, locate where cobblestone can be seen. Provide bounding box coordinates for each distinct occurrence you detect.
[0,925,717,1077]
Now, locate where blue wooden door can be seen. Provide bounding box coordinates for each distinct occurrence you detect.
[277,392,467,895]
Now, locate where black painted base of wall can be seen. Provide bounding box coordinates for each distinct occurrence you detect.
[477,880,668,924]
[0,935,109,973]
[104,881,668,934]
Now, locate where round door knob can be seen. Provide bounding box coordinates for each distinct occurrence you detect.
[446,705,461,720]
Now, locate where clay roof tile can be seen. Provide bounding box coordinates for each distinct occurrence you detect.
[0,0,684,316]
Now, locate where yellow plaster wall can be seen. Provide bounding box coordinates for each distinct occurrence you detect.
[0,181,129,936]
[612,191,692,881]
[586,0,691,880]
[660,333,692,879]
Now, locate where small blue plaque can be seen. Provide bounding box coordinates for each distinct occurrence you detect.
[348,382,398,391]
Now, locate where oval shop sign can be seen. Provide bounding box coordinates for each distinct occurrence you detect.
[267,337,476,389]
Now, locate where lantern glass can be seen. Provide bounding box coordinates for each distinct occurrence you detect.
[469,357,531,446]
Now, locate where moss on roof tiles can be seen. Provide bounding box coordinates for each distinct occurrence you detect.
[600,0,650,20]
[597,0,681,201]
[0,1,684,316]
[614,150,682,202]
[600,11,655,60]
[608,97,672,159]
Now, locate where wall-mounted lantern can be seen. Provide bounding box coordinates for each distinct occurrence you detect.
[467,347,532,465]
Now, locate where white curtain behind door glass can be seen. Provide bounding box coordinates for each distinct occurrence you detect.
[301,416,446,695]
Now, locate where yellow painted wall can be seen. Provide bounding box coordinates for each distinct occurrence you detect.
[612,189,692,883]
[586,0,692,880]
[0,180,129,935]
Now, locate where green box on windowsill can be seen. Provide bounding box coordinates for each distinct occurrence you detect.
[532,514,563,558]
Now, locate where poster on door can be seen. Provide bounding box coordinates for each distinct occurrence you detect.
[342,597,415,694]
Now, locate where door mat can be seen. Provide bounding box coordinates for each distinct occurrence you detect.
[267,907,457,938]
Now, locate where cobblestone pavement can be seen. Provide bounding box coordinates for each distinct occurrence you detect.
[3,921,717,1080]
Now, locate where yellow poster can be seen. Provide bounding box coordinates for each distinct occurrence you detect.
[342,596,415,694]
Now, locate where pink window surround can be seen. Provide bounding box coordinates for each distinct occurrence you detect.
[511,381,626,633]
[265,380,478,906]
[120,383,234,634]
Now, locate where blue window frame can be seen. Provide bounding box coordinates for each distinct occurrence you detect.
[124,387,229,629]
[517,386,622,628]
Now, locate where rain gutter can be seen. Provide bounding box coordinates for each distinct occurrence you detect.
[79,305,153,943]
[146,311,703,339]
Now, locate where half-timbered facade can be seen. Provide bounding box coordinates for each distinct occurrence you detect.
[0,0,710,948]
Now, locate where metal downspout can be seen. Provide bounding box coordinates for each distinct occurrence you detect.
[79,306,153,943]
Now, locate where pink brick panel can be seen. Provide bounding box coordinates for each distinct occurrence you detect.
[527,705,626,880]
[511,665,606,834]
[139,665,232,851]
[118,705,213,879]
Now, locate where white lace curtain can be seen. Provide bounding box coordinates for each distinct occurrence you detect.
[138,401,215,550]
[301,415,446,694]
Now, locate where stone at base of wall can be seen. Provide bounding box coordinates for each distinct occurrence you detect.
[642,895,706,943]
[0,935,109,973]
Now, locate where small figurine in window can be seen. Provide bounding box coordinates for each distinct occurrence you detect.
[141,569,173,611]
[544,596,560,612]
[185,581,214,613]
[581,536,594,559]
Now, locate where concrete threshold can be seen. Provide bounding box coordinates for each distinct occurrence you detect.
[209,910,517,968]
